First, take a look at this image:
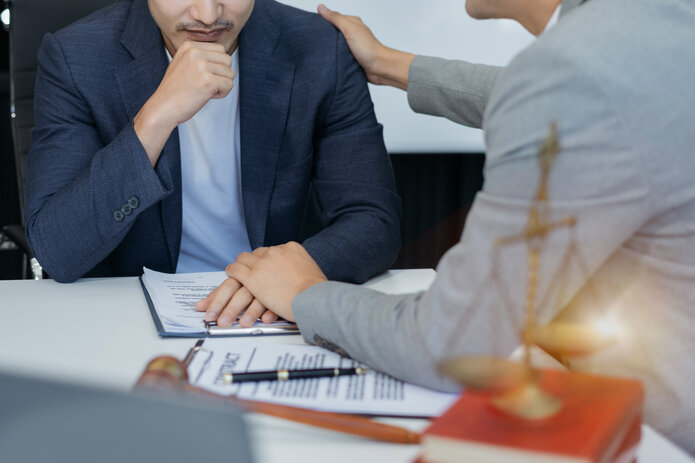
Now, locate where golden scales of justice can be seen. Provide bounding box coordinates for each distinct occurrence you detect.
[438,123,617,420]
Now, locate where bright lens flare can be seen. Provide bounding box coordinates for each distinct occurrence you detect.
[594,317,622,340]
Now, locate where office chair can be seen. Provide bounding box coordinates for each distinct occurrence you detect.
[3,0,115,278]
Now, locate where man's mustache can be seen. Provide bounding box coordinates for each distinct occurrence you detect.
[176,19,234,32]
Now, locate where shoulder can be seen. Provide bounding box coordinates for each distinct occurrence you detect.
[480,0,670,202]
[261,0,338,39]
[485,0,692,152]
[491,0,681,107]
[485,0,638,134]
[259,0,342,59]
[44,0,131,64]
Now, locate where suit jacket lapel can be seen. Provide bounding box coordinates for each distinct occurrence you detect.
[238,1,295,249]
[114,0,182,271]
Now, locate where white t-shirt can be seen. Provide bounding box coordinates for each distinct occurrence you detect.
[166,48,252,273]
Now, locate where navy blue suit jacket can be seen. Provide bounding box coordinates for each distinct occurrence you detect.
[25,0,401,283]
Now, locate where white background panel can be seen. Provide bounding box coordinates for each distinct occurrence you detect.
[277,0,535,152]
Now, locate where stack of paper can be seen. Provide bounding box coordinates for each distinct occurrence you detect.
[188,339,459,417]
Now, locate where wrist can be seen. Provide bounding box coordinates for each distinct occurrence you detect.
[135,99,177,136]
[134,101,176,166]
[374,47,415,90]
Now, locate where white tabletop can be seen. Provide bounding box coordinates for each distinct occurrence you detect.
[0,270,692,463]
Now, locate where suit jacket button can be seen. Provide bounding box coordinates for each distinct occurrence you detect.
[113,210,125,222]
[121,204,133,216]
[127,196,140,209]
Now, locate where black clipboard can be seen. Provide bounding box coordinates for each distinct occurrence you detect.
[139,276,300,338]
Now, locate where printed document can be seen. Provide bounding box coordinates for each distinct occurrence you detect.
[140,267,296,335]
[187,339,459,417]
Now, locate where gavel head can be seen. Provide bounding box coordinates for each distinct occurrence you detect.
[134,356,189,393]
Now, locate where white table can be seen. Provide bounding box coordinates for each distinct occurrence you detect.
[0,270,692,463]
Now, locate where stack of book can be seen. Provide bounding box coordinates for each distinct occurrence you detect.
[417,369,644,463]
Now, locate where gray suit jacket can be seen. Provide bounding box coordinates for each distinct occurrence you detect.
[294,0,695,452]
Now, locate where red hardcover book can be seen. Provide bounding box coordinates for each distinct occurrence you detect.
[415,418,640,463]
[611,417,642,463]
[419,369,643,463]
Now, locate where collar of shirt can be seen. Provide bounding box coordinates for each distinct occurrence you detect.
[541,3,562,34]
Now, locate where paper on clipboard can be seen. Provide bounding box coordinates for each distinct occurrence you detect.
[140,267,298,337]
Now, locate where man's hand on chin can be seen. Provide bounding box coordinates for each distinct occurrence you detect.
[226,242,328,321]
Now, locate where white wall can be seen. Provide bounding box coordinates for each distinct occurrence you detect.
[277,0,535,152]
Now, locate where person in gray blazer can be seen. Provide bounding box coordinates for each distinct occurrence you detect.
[207,0,695,451]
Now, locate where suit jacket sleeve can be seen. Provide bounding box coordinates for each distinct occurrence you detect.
[24,33,173,283]
[292,44,652,391]
[407,55,504,129]
[301,34,401,284]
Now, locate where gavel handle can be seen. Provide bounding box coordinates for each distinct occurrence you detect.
[185,384,421,445]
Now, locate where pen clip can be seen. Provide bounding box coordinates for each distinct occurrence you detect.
[183,339,205,366]
[204,320,217,329]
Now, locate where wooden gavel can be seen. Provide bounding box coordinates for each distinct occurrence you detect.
[135,355,421,445]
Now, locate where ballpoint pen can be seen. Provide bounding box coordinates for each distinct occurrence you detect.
[221,367,369,384]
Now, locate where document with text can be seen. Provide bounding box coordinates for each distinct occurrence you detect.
[140,267,298,337]
[187,339,459,417]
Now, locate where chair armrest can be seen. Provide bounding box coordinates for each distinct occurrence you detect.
[2,224,32,258]
[2,225,45,280]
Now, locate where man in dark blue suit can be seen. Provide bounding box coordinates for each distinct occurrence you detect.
[24,0,400,326]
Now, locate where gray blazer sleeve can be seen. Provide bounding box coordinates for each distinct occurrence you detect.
[407,56,504,129]
[292,42,652,393]
[294,282,462,392]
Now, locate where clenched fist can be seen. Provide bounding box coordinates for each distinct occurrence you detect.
[134,41,235,166]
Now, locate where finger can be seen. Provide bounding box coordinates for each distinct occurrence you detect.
[175,43,233,68]
[252,246,269,256]
[239,299,266,328]
[207,74,235,99]
[195,294,211,312]
[317,4,349,29]
[226,262,254,290]
[195,279,227,312]
[178,40,227,55]
[200,61,236,79]
[226,255,252,276]
[234,251,260,268]
[261,310,279,324]
[346,15,364,25]
[218,286,254,327]
[203,277,241,321]
[191,48,233,67]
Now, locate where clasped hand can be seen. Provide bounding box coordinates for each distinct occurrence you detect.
[196,242,328,327]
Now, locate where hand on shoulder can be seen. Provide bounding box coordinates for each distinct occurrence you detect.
[318,4,415,90]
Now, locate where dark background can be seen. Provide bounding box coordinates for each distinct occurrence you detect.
[0,25,25,279]
[0,27,484,280]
